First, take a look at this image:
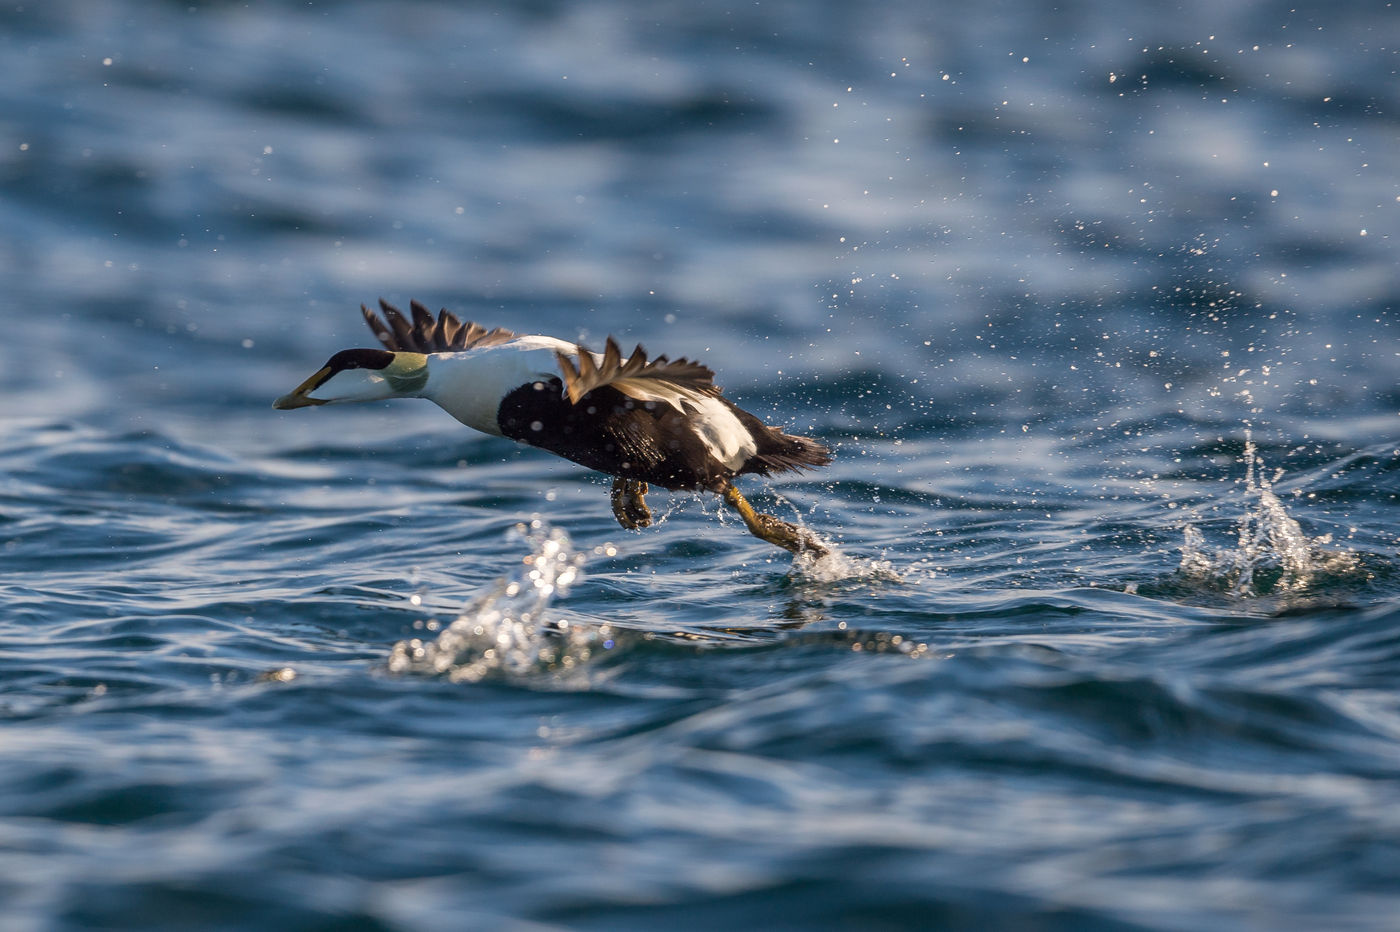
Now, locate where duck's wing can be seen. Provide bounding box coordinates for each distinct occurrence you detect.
[362,299,517,354]
[554,337,718,409]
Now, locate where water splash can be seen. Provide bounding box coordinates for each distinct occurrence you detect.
[388,520,620,683]
[1177,436,1358,597]
[788,545,905,585]
[713,488,905,584]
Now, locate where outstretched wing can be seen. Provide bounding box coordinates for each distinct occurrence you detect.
[362,299,516,353]
[554,337,719,410]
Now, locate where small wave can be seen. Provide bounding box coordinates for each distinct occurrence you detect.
[1175,436,1366,598]
[388,520,623,683]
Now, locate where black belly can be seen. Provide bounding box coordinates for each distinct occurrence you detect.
[496,379,736,491]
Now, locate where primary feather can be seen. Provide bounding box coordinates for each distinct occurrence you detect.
[363,299,516,354]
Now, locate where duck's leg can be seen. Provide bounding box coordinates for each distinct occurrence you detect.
[610,477,652,529]
[720,482,828,557]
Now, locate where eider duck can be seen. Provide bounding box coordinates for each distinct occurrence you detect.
[274,300,831,556]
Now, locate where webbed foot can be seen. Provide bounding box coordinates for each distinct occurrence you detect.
[610,478,652,529]
[720,482,828,557]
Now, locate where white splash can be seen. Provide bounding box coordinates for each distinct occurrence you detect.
[388,520,618,682]
[790,544,904,584]
[1178,435,1356,596]
[717,488,904,583]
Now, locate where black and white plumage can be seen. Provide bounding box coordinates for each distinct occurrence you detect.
[274,300,831,555]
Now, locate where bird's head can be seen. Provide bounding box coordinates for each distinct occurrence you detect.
[273,348,430,410]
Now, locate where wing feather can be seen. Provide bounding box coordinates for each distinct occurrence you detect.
[384,301,416,348]
[555,337,719,409]
[361,300,516,353]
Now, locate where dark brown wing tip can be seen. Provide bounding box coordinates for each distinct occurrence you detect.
[375,299,416,350]
[657,356,718,391]
[409,300,436,333]
[361,303,398,351]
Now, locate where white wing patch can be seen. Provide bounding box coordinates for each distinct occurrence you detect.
[687,396,758,470]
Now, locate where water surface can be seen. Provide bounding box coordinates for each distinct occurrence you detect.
[3,1,1399,929]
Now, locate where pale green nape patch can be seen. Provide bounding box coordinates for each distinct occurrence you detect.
[385,352,430,394]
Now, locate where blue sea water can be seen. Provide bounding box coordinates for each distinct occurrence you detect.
[3,0,1399,928]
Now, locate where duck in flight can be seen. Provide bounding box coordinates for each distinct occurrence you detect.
[274,301,831,556]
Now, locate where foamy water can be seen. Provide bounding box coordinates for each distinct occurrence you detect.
[389,521,609,682]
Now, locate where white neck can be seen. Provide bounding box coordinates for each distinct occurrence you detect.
[420,337,576,435]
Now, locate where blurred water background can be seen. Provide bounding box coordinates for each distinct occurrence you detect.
[2,0,1399,928]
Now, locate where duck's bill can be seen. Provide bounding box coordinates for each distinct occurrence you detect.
[272,367,331,409]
